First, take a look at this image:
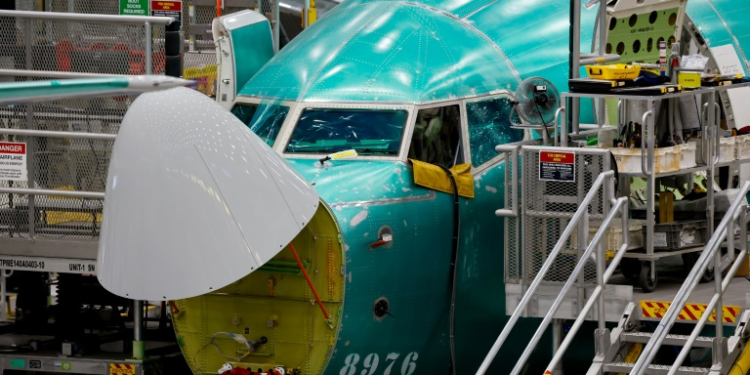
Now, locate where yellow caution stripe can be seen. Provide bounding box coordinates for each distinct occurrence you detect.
[109,363,136,375]
[640,300,740,323]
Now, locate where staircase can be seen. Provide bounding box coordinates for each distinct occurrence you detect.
[478,143,750,375]
[587,180,750,375]
[589,303,750,375]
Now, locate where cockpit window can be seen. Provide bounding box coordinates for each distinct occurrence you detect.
[466,96,524,166]
[286,108,407,156]
[408,105,462,169]
[231,103,289,146]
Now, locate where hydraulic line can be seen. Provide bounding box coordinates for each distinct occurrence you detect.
[288,242,334,329]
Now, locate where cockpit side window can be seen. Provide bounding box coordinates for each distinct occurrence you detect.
[408,105,462,169]
[466,95,524,166]
[231,103,289,147]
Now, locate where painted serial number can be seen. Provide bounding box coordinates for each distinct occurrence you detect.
[340,352,418,375]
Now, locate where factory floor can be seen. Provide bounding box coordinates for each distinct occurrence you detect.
[610,254,749,308]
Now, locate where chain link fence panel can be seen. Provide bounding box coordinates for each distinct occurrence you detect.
[0,73,133,241]
[0,15,166,75]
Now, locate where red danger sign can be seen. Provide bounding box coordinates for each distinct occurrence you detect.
[151,0,182,23]
[540,151,575,164]
[151,0,181,11]
[0,142,25,154]
[539,150,575,182]
[0,142,27,181]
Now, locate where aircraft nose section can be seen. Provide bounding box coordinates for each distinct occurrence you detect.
[97,87,319,301]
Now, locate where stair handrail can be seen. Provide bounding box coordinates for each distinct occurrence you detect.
[543,196,631,373]
[631,181,750,375]
[506,195,628,375]
[667,195,748,375]
[476,170,616,375]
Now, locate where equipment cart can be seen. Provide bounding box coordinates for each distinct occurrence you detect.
[558,82,750,292]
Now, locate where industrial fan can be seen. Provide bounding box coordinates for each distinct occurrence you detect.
[510,76,560,127]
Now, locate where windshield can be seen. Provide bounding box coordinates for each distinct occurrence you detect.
[466,95,524,166]
[286,108,407,156]
[231,103,289,146]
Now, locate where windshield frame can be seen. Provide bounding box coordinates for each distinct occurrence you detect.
[278,102,416,161]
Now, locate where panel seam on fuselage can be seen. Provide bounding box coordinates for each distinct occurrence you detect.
[296,2,397,100]
[460,0,502,20]
[329,190,437,208]
[398,1,523,84]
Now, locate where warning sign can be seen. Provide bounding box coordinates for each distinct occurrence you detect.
[0,142,27,181]
[539,150,575,182]
[119,0,148,15]
[151,0,182,23]
[110,363,136,375]
[640,300,741,323]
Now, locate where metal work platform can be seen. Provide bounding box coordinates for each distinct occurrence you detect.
[0,340,177,374]
[0,9,188,375]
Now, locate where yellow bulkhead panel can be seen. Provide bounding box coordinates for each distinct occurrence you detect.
[172,204,345,374]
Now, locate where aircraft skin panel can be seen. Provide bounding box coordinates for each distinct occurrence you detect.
[230,18,275,94]
[0,78,127,103]
[238,1,393,102]
[284,158,567,374]
[0,76,191,105]
[288,159,455,374]
[241,1,522,103]
[686,0,750,75]
[98,88,319,301]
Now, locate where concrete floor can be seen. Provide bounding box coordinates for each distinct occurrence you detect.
[610,254,750,308]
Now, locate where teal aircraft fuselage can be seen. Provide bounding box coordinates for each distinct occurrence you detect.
[172,0,750,374]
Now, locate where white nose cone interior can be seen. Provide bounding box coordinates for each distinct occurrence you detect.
[97,87,319,301]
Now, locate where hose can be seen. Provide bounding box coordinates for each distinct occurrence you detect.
[440,166,461,375]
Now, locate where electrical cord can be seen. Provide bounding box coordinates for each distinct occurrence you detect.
[193,331,252,372]
[440,165,461,375]
[210,332,252,361]
[535,102,554,144]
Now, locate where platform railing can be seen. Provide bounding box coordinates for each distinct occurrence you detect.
[476,169,629,374]
[0,8,177,244]
[631,181,750,375]
[0,10,174,75]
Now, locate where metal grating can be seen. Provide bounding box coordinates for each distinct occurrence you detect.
[519,147,610,285]
[504,150,519,281]
[502,148,521,283]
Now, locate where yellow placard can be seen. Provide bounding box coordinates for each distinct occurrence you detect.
[109,363,136,375]
[640,300,740,323]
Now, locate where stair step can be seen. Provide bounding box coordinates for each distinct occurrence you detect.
[604,362,710,375]
[621,332,714,348]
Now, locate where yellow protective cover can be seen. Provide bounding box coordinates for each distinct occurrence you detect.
[409,159,475,198]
